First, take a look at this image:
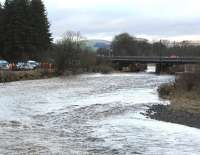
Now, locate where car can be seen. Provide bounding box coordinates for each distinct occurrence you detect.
[16,60,40,70]
[27,60,40,69]
[170,55,178,58]
[0,60,9,70]
[16,62,27,70]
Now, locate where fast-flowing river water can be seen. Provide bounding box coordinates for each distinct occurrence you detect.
[0,73,200,155]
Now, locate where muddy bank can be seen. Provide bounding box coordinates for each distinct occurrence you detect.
[145,104,200,129]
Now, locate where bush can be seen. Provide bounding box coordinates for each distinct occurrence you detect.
[158,84,175,98]
[175,73,200,91]
[93,65,114,74]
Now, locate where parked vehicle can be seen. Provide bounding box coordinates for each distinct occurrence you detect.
[16,62,26,70]
[16,60,40,70]
[0,60,9,70]
[27,60,40,69]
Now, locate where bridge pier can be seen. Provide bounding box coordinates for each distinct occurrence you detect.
[113,62,147,72]
[156,64,161,74]
[156,63,175,74]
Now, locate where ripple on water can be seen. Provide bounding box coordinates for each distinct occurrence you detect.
[2,73,199,155]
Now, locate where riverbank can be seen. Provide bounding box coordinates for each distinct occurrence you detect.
[0,65,115,83]
[146,73,200,129]
[0,69,56,83]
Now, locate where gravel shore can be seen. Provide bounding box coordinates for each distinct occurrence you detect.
[145,104,200,129]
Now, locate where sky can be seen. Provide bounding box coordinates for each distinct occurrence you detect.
[1,0,200,41]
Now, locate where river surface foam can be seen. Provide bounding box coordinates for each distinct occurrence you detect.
[0,73,200,154]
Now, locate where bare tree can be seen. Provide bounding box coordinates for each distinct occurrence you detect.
[54,31,84,73]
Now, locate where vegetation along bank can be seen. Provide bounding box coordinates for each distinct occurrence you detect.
[145,72,200,129]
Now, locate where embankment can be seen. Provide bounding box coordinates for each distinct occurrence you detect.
[146,73,200,128]
[0,65,115,83]
[0,69,56,83]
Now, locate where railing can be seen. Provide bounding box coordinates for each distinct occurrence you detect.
[97,56,200,64]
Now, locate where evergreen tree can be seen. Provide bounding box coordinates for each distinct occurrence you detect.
[0,3,3,57]
[3,0,31,60]
[30,0,52,53]
[3,0,13,59]
[2,0,52,60]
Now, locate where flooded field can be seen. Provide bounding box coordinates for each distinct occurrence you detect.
[0,73,200,155]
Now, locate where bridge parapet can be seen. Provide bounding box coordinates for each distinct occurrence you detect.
[98,56,200,64]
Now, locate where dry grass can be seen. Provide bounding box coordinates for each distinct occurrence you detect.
[169,91,200,113]
[0,69,56,82]
[159,72,200,113]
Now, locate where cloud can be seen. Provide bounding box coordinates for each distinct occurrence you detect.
[45,0,200,19]
[1,0,200,41]
[44,0,200,40]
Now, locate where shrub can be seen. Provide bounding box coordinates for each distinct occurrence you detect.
[158,84,175,98]
[93,65,114,74]
[175,73,200,91]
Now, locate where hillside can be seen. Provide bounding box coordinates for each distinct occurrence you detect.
[83,39,111,51]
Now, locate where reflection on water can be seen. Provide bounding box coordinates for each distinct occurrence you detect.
[0,73,200,155]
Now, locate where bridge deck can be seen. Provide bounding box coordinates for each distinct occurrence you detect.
[99,56,200,64]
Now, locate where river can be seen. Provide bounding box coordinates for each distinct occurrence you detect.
[0,73,200,155]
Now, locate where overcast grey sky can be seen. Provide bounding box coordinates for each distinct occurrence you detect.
[1,0,200,41]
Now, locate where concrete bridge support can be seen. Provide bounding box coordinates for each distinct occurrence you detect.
[114,62,147,72]
[156,64,161,74]
[156,63,175,74]
[156,64,168,74]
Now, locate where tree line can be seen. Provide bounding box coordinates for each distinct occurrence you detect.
[0,0,52,61]
[0,0,110,73]
[109,33,200,57]
[49,31,113,74]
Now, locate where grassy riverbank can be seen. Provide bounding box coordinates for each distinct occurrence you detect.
[0,69,57,83]
[0,65,114,83]
[146,73,200,128]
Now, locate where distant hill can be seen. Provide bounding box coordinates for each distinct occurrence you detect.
[83,39,111,51]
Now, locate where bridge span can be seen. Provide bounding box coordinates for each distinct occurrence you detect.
[97,56,200,73]
[99,56,200,64]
